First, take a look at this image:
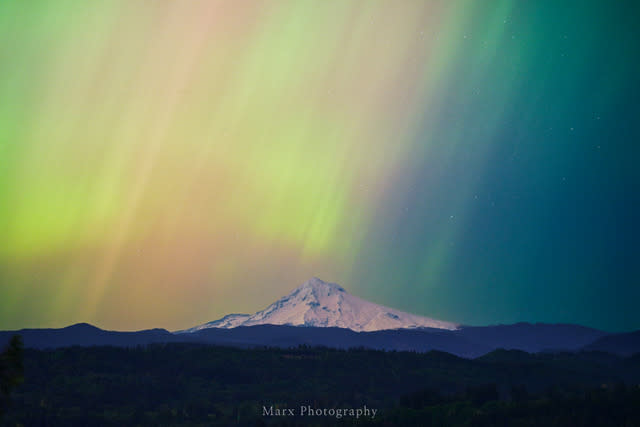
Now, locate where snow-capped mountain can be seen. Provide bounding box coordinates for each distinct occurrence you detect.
[178,314,251,333]
[180,277,458,333]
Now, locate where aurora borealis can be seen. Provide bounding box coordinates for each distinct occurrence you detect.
[1,0,638,332]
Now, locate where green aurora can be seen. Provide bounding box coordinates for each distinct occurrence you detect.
[0,0,638,332]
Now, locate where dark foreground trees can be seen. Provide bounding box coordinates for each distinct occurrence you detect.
[0,335,24,419]
[1,343,639,426]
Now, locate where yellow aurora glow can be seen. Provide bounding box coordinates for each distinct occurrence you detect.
[0,1,516,330]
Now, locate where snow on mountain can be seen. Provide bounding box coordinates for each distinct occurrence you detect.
[176,314,251,333]
[181,277,458,333]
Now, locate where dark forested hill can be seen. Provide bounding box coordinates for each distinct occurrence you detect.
[0,322,619,358]
[582,330,640,356]
[1,343,639,426]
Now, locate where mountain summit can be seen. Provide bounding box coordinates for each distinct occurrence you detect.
[181,277,458,333]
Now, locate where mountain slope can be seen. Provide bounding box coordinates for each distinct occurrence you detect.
[581,330,640,356]
[184,277,459,332]
[177,314,251,333]
[0,323,176,349]
[456,323,608,353]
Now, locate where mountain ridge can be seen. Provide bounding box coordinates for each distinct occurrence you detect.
[1,322,628,358]
[2,278,633,357]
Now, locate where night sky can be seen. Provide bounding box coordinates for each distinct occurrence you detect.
[0,0,638,332]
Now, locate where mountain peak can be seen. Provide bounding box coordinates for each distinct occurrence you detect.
[296,277,347,294]
[64,323,101,331]
[183,278,459,333]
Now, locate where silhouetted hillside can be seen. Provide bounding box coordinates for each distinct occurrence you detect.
[1,343,639,426]
[583,331,640,356]
[0,322,625,358]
